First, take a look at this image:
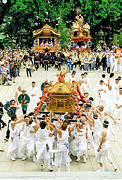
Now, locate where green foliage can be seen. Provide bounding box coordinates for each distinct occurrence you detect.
[0,0,122,47]
[59,19,70,48]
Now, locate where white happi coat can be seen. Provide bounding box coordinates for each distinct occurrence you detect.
[7,122,20,157]
[93,118,102,147]
[28,86,39,113]
[114,58,118,72]
[116,94,122,111]
[110,54,114,71]
[93,84,106,106]
[54,129,70,166]
[79,84,84,95]
[70,127,87,157]
[113,83,119,103]
[36,128,50,165]
[95,128,110,164]
[106,89,115,112]
[70,76,76,83]
[16,90,23,118]
[19,123,37,157]
[115,95,122,120]
[83,82,88,93]
[108,78,115,87]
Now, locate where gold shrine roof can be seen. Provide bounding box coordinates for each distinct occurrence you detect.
[33,24,60,37]
[47,82,73,94]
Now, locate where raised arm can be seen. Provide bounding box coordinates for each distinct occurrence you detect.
[11,114,26,130]
[46,117,61,135]
[30,113,39,133]
[15,91,18,105]
[69,123,77,133]
[53,112,63,126]
[104,112,116,124]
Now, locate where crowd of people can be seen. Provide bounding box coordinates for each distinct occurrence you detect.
[0,43,122,85]
[0,66,122,172]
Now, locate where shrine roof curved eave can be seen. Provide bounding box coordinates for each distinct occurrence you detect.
[33,24,60,37]
[48,92,73,94]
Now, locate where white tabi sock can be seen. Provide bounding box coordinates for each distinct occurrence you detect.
[58,167,61,172]
[33,154,36,162]
[76,156,80,162]
[22,155,27,161]
[100,166,104,172]
[111,163,117,170]
[11,156,16,161]
[51,158,54,166]
[66,165,70,172]
[83,154,87,163]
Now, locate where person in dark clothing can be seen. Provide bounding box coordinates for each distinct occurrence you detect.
[96,55,100,70]
[55,17,59,32]
[23,53,28,62]
[4,99,19,141]
[0,102,7,130]
[29,50,35,58]
[44,12,50,24]
[39,51,44,67]
[43,53,49,71]
[60,52,65,64]
[34,53,39,70]
[57,53,61,71]
[48,53,52,67]
[9,61,16,83]
[51,53,55,66]
[34,16,40,30]
[101,54,107,72]
[41,80,49,93]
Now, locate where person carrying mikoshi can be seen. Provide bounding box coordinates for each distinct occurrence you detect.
[19,113,39,162]
[45,113,55,166]
[7,114,26,161]
[36,119,53,172]
[46,116,70,172]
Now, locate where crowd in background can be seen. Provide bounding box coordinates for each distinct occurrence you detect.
[0,42,122,85]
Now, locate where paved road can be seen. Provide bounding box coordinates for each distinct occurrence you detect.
[0,65,122,172]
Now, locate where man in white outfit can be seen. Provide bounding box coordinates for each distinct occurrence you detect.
[95,120,117,172]
[15,86,22,118]
[47,119,70,172]
[113,79,119,109]
[93,80,106,107]
[115,88,122,124]
[110,53,115,72]
[28,81,39,113]
[106,86,115,114]
[36,121,53,171]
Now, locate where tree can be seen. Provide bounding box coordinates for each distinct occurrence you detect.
[0,0,122,47]
[59,19,70,48]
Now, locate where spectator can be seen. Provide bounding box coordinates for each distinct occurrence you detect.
[41,80,49,93]
[14,57,21,77]
[25,58,32,77]
[9,61,16,83]
[18,89,30,114]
